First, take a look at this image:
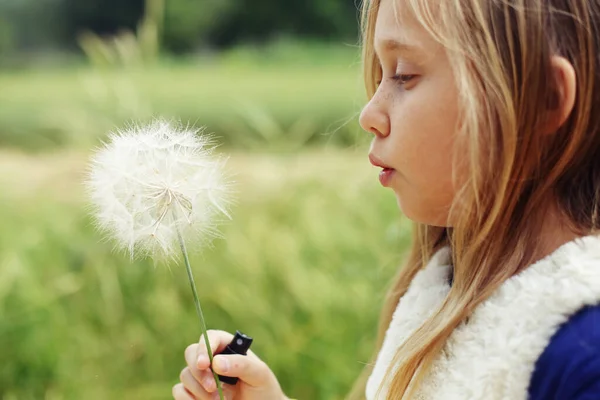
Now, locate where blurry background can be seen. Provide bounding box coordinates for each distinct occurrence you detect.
[0,0,410,399]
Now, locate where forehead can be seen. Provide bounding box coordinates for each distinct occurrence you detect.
[373,0,432,52]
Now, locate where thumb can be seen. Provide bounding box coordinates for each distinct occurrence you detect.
[212,354,273,387]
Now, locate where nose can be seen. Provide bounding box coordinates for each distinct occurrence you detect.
[359,97,390,138]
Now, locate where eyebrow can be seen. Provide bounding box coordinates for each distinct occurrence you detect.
[375,38,425,58]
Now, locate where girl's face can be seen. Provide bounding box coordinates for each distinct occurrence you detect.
[360,0,461,227]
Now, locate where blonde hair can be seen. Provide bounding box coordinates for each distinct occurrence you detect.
[348,0,600,398]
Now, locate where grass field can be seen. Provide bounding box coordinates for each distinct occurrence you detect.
[0,148,411,399]
[0,43,412,399]
[0,46,367,151]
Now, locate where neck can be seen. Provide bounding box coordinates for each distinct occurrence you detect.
[532,202,582,265]
[446,202,584,287]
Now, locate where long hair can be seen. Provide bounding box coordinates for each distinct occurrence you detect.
[348,0,600,398]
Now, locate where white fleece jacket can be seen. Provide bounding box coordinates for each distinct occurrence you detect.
[366,234,600,400]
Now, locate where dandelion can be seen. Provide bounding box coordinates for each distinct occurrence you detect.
[86,119,231,400]
[87,119,231,259]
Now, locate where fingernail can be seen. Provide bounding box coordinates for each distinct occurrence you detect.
[215,356,229,373]
[197,354,208,367]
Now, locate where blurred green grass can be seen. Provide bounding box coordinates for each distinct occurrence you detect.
[0,44,367,151]
[0,150,410,399]
[0,42,408,399]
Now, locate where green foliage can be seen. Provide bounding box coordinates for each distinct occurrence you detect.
[0,46,366,151]
[163,0,235,53]
[0,0,67,57]
[2,0,359,57]
[0,16,14,56]
[0,151,410,399]
[77,30,145,68]
[138,0,164,62]
[206,0,359,48]
[75,0,162,68]
[63,0,144,43]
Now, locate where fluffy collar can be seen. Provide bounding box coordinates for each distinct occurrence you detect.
[366,234,600,400]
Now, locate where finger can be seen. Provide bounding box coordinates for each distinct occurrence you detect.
[196,330,234,368]
[172,383,196,400]
[185,344,205,381]
[181,367,221,399]
[197,369,218,393]
[184,344,225,393]
[180,367,207,397]
[185,343,199,368]
[212,353,273,387]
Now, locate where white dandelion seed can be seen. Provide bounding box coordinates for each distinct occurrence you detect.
[86,119,232,400]
[86,119,231,260]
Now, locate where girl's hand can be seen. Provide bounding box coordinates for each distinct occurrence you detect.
[172,330,289,400]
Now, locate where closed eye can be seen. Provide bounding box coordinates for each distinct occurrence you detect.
[392,74,417,84]
[376,74,418,88]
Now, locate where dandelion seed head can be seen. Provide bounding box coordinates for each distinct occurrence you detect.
[86,119,231,259]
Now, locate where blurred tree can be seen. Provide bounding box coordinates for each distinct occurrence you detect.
[0,0,66,51]
[64,0,358,52]
[1,0,360,58]
[63,0,145,46]
[208,0,359,47]
[162,0,235,53]
[0,16,13,57]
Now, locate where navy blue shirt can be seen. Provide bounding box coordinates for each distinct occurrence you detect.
[528,304,600,399]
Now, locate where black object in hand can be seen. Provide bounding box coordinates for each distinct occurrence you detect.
[215,331,253,385]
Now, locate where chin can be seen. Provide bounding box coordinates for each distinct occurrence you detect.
[394,194,452,227]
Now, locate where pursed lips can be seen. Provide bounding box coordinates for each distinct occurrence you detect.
[368,153,394,170]
[368,153,396,187]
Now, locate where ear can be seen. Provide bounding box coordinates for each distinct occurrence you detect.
[541,56,576,135]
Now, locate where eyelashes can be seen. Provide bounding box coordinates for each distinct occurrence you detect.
[392,74,417,84]
[376,74,418,89]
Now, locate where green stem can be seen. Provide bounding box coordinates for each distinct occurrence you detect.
[176,224,225,400]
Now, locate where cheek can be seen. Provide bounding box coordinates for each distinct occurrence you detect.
[390,99,456,183]
[388,88,459,225]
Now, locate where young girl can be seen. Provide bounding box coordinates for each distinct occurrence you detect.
[173,0,600,398]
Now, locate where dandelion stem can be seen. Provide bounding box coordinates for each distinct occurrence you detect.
[175,217,225,400]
